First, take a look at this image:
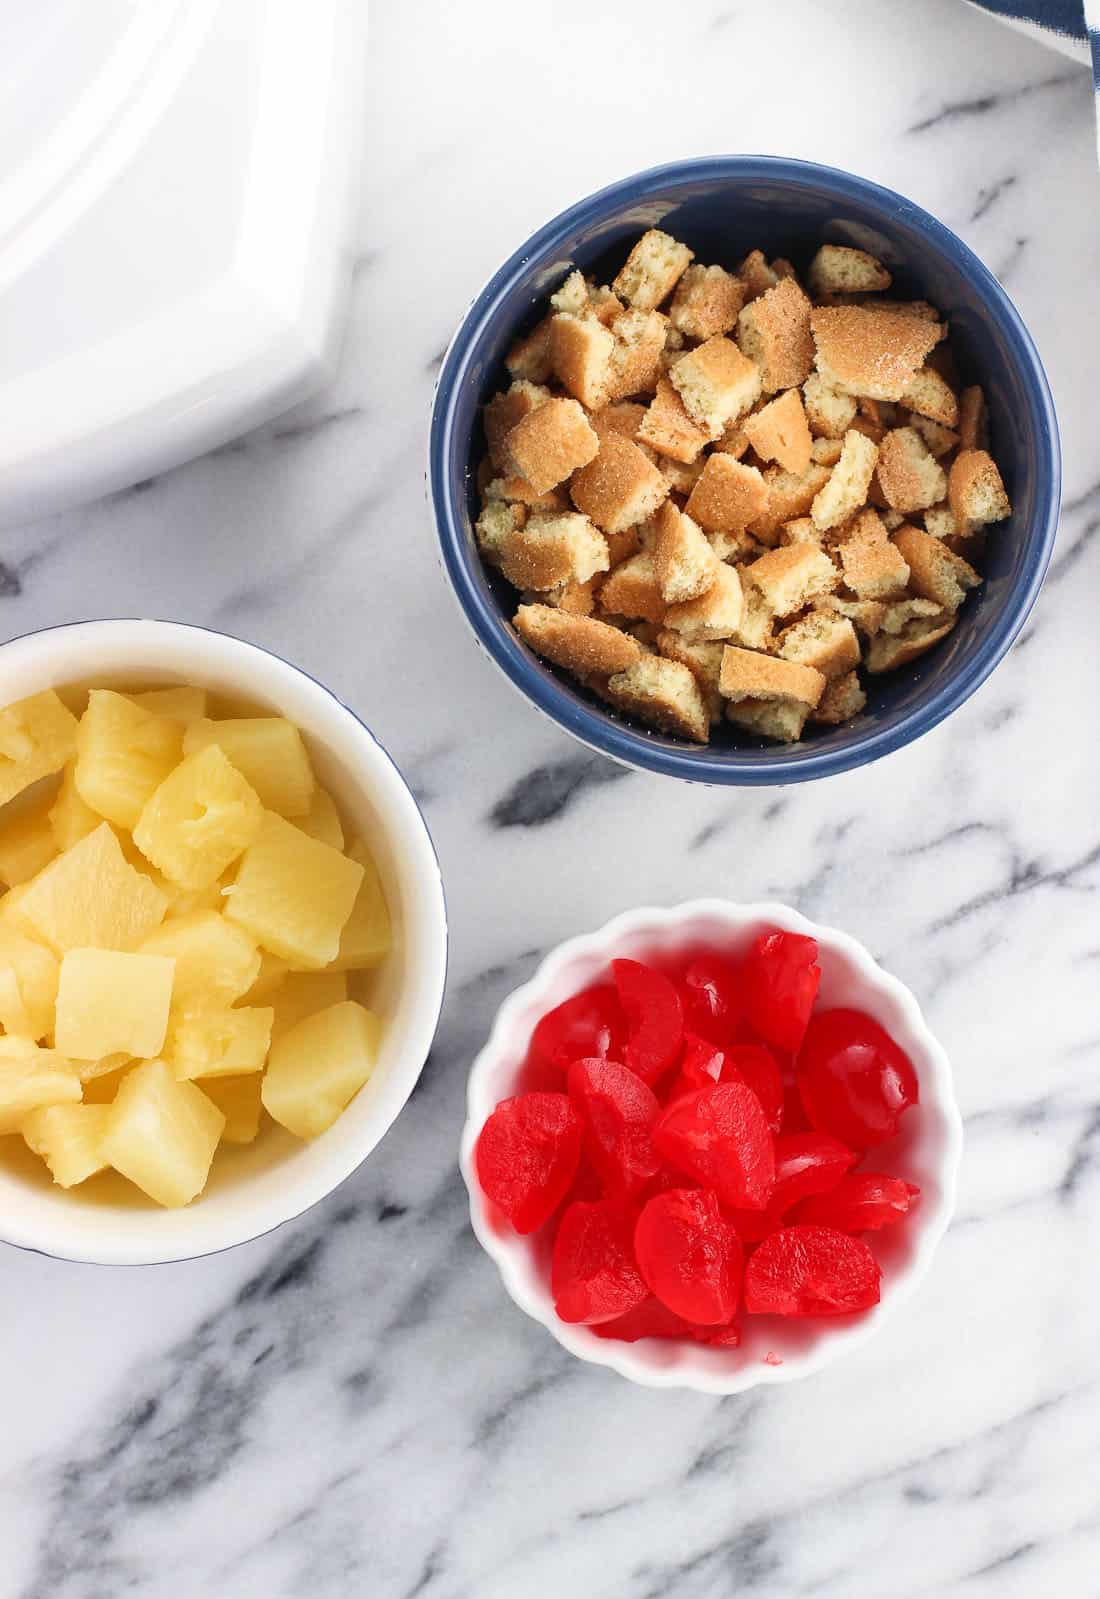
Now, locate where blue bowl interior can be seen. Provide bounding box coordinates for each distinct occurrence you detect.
[431,159,1059,783]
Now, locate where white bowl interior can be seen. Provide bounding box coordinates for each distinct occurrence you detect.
[0,620,447,1264]
[461,901,962,1393]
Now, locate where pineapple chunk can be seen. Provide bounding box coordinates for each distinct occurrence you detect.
[239,950,290,1003]
[102,1059,224,1206]
[82,1061,136,1103]
[0,692,80,807]
[165,877,230,919]
[168,1005,273,1080]
[133,744,263,889]
[262,1000,380,1138]
[225,812,363,968]
[76,1052,132,1083]
[327,838,391,972]
[0,1037,82,1133]
[0,788,59,886]
[48,763,101,851]
[129,686,207,724]
[0,925,59,1039]
[299,787,345,852]
[201,1073,263,1143]
[139,911,259,1006]
[54,948,175,1060]
[75,690,183,829]
[183,718,314,817]
[22,1103,111,1187]
[271,969,348,1038]
[18,823,167,951]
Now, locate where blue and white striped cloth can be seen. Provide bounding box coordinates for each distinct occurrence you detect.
[968,1,1099,85]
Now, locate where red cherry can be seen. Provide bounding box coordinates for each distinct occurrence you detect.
[724,1044,785,1133]
[769,1132,857,1213]
[797,1009,919,1148]
[678,1032,728,1089]
[744,1225,882,1317]
[529,983,625,1077]
[552,1200,648,1324]
[591,1296,698,1342]
[794,1173,920,1231]
[475,1093,582,1234]
[634,1188,743,1324]
[612,959,684,1086]
[743,931,821,1053]
[653,1083,775,1210]
[680,953,741,1044]
[567,1057,661,1198]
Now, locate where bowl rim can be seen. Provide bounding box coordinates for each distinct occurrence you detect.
[0,617,448,1266]
[429,154,1062,786]
[460,898,964,1393]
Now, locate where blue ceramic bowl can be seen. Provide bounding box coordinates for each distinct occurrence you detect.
[429,157,1060,785]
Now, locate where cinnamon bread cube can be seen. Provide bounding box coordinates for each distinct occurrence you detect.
[737,250,779,303]
[549,314,615,410]
[948,450,1011,528]
[599,550,667,624]
[923,504,956,540]
[730,585,776,651]
[807,245,891,297]
[498,512,609,592]
[803,372,859,438]
[878,597,947,635]
[865,614,956,673]
[810,306,943,401]
[669,336,762,434]
[957,386,990,451]
[504,397,599,494]
[505,317,554,383]
[815,593,886,636]
[610,308,667,399]
[811,437,844,466]
[570,433,669,535]
[747,463,831,546]
[605,656,709,742]
[811,670,867,725]
[652,502,720,604]
[658,456,706,496]
[656,630,725,694]
[743,388,813,474]
[669,264,745,340]
[719,646,826,710]
[483,381,551,470]
[513,603,642,677]
[726,698,810,743]
[684,455,769,536]
[612,230,694,311]
[891,524,981,611]
[908,415,959,458]
[589,402,647,442]
[743,543,837,617]
[663,563,743,641]
[638,377,711,463]
[900,366,958,427]
[475,500,524,568]
[810,429,879,531]
[736,277,815,393]
[777,612,860,678]
[875,427,948,513]
[837,509,911,600]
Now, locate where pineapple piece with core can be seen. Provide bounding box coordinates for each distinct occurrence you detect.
[201,1073,263,1143]
[0,692,80,807]
[327,839,391,972]
[262,999,381,1138]
[182,718,314,817]
[139,911,259,1006]
[168,1005,273,1080]
[271,969,348,1038]
[0,1038,82,1132]
[22,1102,111,1187]
[133,744,263,889]
[0,788,59,886]
[54,948,175,1060]
[18,824,168,952]
[75,690,183,829]
[225,813,363,969]
[0,926,59,1039]
[102,1059,224,1206]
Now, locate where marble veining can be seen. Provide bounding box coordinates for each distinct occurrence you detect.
[0,0,1098,1595]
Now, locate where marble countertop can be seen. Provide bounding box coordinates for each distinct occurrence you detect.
[1,1,1099,1595]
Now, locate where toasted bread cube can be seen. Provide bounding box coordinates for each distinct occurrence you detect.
[778,613,860,679]
[533,578,598,617]
[668,336,761,436]
[169,1005,274,1081]
[810,306,943,402]
[707,527,763,565]
[669,264,744,340]
[712,424,749,459]
[548,313,614,410]
[658,455,706,496]
[745,463,829,546]
[263,1000,381,1139]
[816,594,887,637]
[664,564,743,642]
[483,381,551,470]
[808,245,891,297]
[505,316,553,383]
[892,525,981,611]
[728,585,777,651]
[55,949,175,1060]
[599,550,667,624]
[901,366,958,427]
[719,646,826,710]
[737,250,779,303]
[685,455,769,535]
[138,910,260,1007]
[102,1058,223,1206]
[744,544,837,617]
[612,229,693,311]
[779,517,823,547]
[838,509,911,600]
[514,603,642,677]
[0,1039,82,1134]
[909,415,959,458]
[652,502,720,603]
[75,690,183,831]
[948,449,1011,528]
[485,473,565,510]
[880,508,906,531]
[802,373,859,440]
[743,389,813,474]
[656,630,725,694]
[609,308,667,398]
[876,427,949,514]
[550,270,590,317]
[736,278,814,394]
[225,813,364,970]
[726,697,809,743]
[22,1102,111,1188]
[498,512,610,591]
[809,429,878,531]
[475,500,526,568]
[923,504,956,540]
[879,598,947,635]
[957,385,990,452]
[0,692,80,809]
[133,744,264,891]
[570,433,669,535]
[504,396,599,495]
[19,823,167,953]
[638,377,711,464]
[604,656,709,742]
[866,614,956,673]
[0,788,57,888]
[811,670,867,725]
[811,437,844,466]
[590,402,647,443]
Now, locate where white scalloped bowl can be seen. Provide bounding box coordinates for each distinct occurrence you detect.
[460,900,962,1393]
